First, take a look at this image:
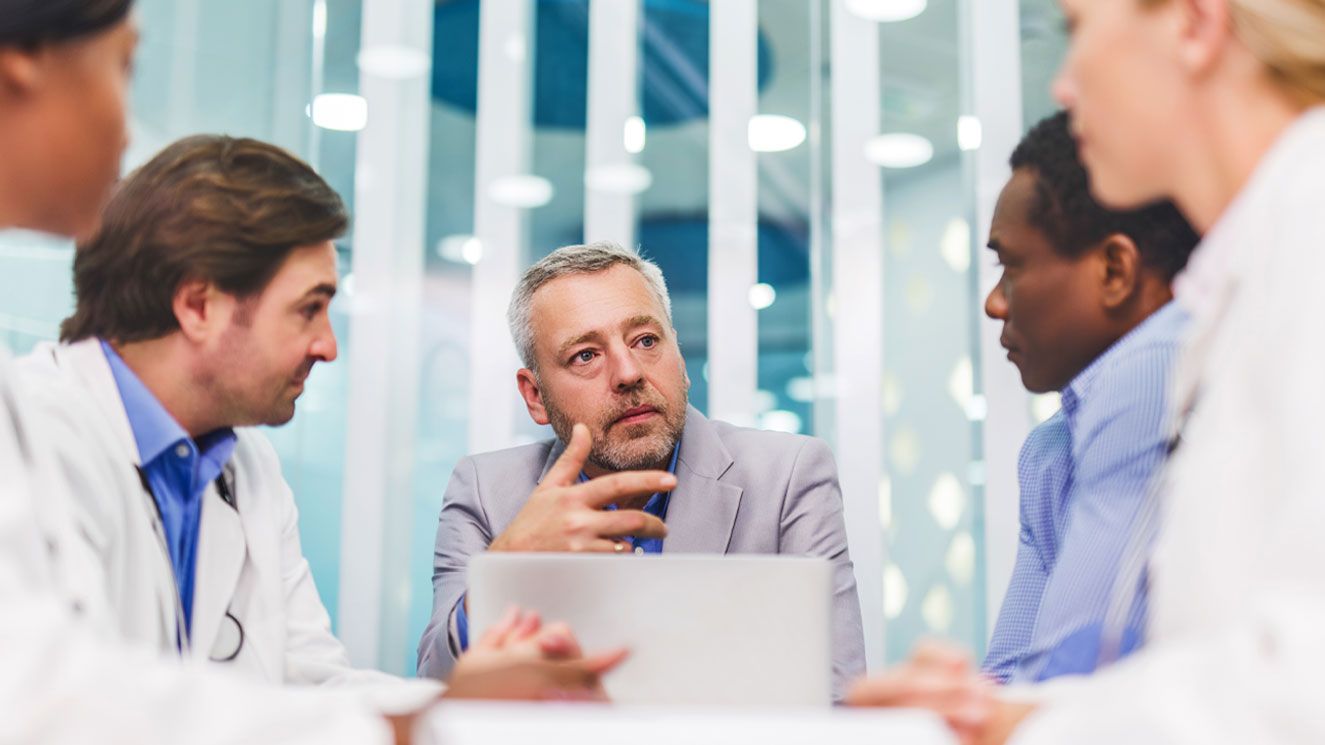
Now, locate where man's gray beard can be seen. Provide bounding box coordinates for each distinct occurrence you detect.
[545,391,688,472]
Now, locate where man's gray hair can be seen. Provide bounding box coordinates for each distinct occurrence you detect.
[508,241,674,370]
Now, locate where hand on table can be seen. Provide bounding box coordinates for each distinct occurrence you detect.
[446,606,627,702]
[489,423,673,553]
[846,639,999,745]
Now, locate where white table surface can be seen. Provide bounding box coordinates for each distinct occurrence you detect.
[420,702,957,745]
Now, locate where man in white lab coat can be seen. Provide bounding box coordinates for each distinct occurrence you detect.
[7,133,622,737]
[0,2,417,742]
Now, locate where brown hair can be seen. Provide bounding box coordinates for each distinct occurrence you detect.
[61,135,348,343]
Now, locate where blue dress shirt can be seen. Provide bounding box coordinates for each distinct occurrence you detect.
[101,340,236,638]
[982,301,1187,683]
[456,443,680,651]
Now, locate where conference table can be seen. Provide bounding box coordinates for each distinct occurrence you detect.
[421,702,956,745]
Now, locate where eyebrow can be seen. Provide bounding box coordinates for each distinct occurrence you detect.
[558,331,602,358]
[301,283,337,301]
[555,315,664,358]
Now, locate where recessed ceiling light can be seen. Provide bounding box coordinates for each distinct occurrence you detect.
[357,45,431,79]
[584,163,653,194]
[845,0,927,22]
[488,174,554,208]
[865,132,934,168]
[310,93,368,132]
[748,282,777,310]
[436,234,484,265]
[748,114,806,153]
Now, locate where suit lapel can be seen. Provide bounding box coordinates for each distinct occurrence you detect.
[662,407,741,553]
[189,470,247,659]
[536,407,743,552]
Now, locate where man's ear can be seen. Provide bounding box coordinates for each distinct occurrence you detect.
[0,47,43,98]
[172,279,222,342]
[1097,233,1142,311]
[516,368,550,426]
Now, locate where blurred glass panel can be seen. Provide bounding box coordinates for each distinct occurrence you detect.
[872,0,984,661]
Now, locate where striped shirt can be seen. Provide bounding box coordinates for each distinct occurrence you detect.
[982,300,1188,683]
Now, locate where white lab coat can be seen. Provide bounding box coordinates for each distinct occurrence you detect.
[9,339,440,711]
[1009,108,1325,743]
[0,343,395,744]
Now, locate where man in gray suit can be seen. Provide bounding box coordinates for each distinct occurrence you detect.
[417,242,865,698]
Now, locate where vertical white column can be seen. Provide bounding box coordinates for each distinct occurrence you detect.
[965,0,1029,634]
[584,0,641,249]
[271,0,314,157]
[808,0,836,442]
[707,0,758,428]
[337,0,433,673]
[830,0,886,672]
[468,0,535,454]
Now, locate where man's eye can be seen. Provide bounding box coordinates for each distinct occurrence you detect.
[639,335,657,349]
[573,350,595,364]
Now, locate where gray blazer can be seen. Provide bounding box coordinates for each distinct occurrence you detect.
[416,406,865,698]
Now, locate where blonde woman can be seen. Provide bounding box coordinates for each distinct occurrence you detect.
[850,1,1325,744]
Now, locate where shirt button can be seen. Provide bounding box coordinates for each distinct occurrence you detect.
[634,546,644,555]
[175,443,190,459]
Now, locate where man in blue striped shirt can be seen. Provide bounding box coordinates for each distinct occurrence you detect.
[980,112,1200,683]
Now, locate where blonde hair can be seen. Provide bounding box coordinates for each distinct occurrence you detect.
[1145,0,1325,105]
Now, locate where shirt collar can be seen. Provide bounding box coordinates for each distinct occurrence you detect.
[1060,301,1185,419]
[100,339,236,467]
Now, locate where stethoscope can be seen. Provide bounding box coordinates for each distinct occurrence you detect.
[135,464,246,663]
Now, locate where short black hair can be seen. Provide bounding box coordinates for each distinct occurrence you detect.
[0,0,133,47]
[1011,111,1199,281]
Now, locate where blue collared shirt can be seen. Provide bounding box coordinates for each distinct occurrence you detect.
[101,340,236,637]
[982,301,1187,683]
[456,443,680,650]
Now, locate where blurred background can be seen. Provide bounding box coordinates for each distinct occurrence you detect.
[0,0,1069,676]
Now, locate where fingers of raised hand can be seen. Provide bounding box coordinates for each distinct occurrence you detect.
[544,424,592,486]
[576,470,677,508]
[594,509,667,540]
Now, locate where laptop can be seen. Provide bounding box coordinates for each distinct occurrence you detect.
[466,553,833,707]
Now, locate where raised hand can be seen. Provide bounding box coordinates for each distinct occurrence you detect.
[489,423,673,553]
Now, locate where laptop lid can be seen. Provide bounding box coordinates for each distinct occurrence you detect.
[467,553,833,707]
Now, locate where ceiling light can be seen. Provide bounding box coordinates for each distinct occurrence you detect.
[748,114,806,153]
[488,174,554,208]
[958,115,982,151]
[584,163,653,194]
[436,234,483,265]
[748,282,777,310]
[624,115,646,154]
[865,132,933,168]
[845,0,927,22]
[357,45,431,79]
[310,93,368,132]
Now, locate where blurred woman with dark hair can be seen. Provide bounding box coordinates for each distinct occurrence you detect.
[0,0,136,238]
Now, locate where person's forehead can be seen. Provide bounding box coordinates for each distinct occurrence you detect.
[266,241,338,290]
[530,265,663,337]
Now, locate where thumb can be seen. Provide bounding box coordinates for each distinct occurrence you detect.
[545,423,592,486]
[579,647,630,676]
